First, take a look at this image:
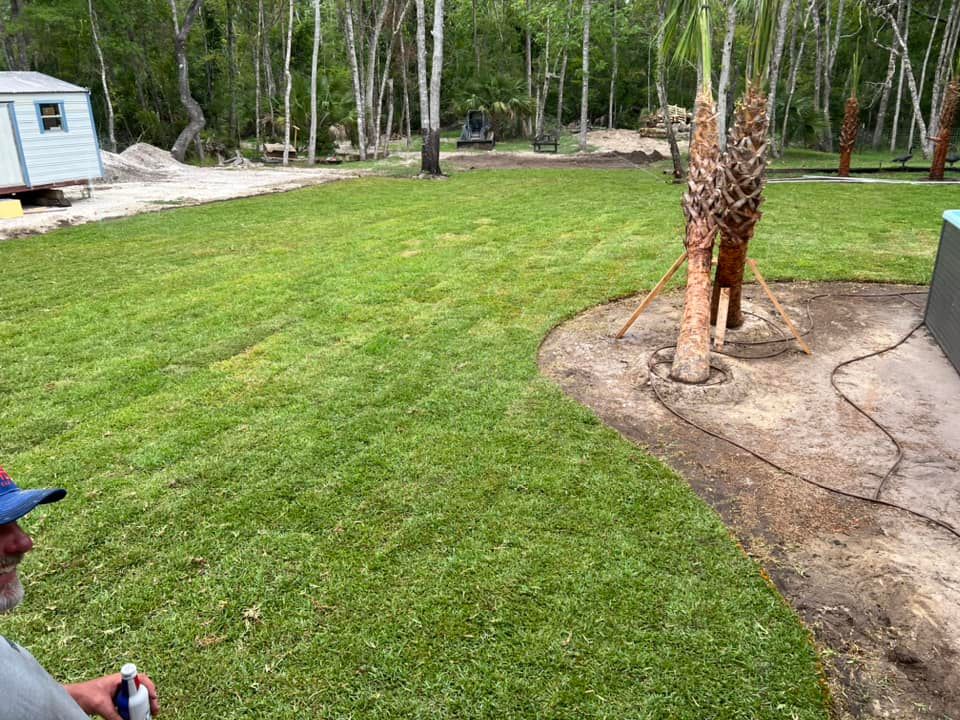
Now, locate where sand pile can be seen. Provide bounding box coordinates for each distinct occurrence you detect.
[99,143,192,183]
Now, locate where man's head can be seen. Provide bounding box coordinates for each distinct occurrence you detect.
[0,467,65,613]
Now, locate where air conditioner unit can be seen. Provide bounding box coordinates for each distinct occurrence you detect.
[925,210,960,374]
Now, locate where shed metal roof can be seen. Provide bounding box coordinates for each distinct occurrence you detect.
[0,71,87,94]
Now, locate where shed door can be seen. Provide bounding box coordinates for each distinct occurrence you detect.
[0,103,26,189]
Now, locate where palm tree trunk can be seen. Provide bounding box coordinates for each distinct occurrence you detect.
[930,78,959,179]
[672,88,720,384]
[838,95,859,176]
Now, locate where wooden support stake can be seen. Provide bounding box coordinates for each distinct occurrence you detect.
[746,258,813,355]
[714,288,730,351]
[615,251,688,339]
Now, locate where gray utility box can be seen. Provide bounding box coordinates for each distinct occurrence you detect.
[926,210,960,374]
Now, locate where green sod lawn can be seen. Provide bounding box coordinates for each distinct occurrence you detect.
[1,170,952,719]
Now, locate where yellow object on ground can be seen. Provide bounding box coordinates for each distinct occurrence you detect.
[0,199,23,219]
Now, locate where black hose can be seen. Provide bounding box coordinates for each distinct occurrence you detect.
[644,290,960,542]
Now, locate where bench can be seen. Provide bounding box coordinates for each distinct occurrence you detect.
[533,134,559,153]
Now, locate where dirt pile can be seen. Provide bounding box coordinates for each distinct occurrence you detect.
[100,143,188,183]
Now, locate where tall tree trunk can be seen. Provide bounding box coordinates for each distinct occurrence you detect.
[607,0,618,129]
[344,0,368,159]
[780,2,809,153]
[555,0,574,127]
[472,0,480,72]
[263,0,276,125]
[426,0,444,174]
[255,0,263,149]
[717,0,736,148]
[282,0,294,165]
[226,0,238,146]
[930,77,958,179]
[536,18,552,137]
[886,2,930,157]
[578,0,592,151]
[765,0,792,154]
[363,0,391,150]
[372,0,409,159]
[169,0,206,163]
[812,0,824,120]
[525,0,533,136]
[909,0,943,149]
[928,0,960,154]
[308,0,322,164]
[415,0,443,175]
[88,0,116,153]
[656,0,683,177]
[385,77,395,152]
[10,0,28,70]
[871,0,904,149]
[890,0,909,151]
[820,0,845,151]
[399,30,412,148]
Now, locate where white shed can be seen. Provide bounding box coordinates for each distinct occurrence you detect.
[0,71,104,194]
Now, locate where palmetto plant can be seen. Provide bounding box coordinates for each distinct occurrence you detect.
[667,0,722,384]
[838,48,862,178]
[710,0,782,330]
[453,77,535,139]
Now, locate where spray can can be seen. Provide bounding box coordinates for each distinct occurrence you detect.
[114,663,152,720]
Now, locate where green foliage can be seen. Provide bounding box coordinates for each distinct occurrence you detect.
[452,75,535,138]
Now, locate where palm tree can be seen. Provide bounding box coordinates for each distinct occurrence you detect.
[838,49,862,178]
[710,0,782,330]
[669,0,722,384]
[930,58,959,181]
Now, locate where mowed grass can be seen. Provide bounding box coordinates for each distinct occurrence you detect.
[1,170,952,719]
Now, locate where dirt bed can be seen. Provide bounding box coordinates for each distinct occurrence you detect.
[1,143,358,240]
[539,282,960,720]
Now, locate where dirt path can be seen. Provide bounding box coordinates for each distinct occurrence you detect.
[539,283,960,720]
[1,144,359,241]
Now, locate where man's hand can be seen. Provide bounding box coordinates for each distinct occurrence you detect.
[65,673,159,720]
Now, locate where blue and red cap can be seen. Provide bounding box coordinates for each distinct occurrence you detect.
[0,467,66,526]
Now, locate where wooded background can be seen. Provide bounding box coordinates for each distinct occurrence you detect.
[0,0,957,160]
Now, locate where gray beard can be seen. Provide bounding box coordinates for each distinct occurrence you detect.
[0,574,24,614]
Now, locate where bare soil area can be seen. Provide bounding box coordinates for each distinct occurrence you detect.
[0,143,358,240]
[539,282,960,720]
[443,129,671,170]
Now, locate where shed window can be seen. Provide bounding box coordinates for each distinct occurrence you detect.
[38,103,64,132]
